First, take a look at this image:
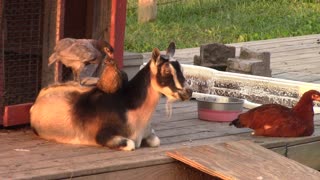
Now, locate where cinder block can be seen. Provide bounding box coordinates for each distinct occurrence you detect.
[226,47,271,77]
[193,55,201,65]
[196,43,236,68]
[240,47,271,66]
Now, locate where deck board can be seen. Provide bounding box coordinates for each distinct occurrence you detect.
[151,34,320,82]
[166,141,320,180]
[1,98,320,179]
[1,34,320,179]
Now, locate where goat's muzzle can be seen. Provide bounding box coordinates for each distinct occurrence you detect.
[178,88,193,101]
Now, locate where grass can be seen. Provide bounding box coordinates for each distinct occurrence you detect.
[125,0,320,53]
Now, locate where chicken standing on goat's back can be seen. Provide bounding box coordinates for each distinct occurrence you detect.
[96,47,128,93]
[48,38,113,83]
[229,90,320,137]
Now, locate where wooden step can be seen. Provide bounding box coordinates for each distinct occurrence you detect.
[166,140,320,180]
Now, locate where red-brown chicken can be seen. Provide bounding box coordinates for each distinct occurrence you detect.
[229,90,320,137]
[96,47,128,93]
[48,38,113,83]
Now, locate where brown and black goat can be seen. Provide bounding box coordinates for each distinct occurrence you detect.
[30,42,192,151]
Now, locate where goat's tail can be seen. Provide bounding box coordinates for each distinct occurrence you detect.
[48,53,58,66]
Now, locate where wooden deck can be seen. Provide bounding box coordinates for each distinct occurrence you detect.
[143,34,320,83]
[1,34,320,179]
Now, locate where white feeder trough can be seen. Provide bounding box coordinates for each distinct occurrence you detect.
[182,64,320,114]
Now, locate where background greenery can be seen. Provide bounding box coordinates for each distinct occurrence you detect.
[125,0,320,53]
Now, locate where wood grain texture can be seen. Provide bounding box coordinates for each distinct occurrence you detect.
[167,141,320,180]
[1,35,320,179]
[155,34,320,83]
[287,141,320,170]
[73,162,219,180]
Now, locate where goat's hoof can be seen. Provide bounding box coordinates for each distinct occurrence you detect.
[119,139,135,151]
[145,134,160,147]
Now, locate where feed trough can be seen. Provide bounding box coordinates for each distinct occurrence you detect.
[182,64,320,113]
[194,92,243,122]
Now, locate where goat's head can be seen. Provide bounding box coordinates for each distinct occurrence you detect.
[150,42,192,101]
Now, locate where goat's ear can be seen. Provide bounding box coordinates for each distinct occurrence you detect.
[152,48,161,63]
[166,42,176,58]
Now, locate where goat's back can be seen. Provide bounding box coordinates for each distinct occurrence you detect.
[30,83,100,145]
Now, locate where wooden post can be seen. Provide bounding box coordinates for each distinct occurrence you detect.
[54,0,65,82]
[91,0,112,41]
[0,0,4,124]
[109,0,127,69]
[138,0,157,23]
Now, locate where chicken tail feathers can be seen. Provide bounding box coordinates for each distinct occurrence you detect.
[48,53,58,66]
[229,118,243,128]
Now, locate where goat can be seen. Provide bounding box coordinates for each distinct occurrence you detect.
[30,42,192,151]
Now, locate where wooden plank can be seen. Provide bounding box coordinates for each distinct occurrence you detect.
[270,47,320,58]
[73,162,216,180]
[41,1,60,86]
[272,56,320,66]
[271,53,320,62]
[152,112,197,123]
[0,134,249,179]
[287,141,320,170]
[239,130,320,149]
[54,0,65,83]
[160,131,250,145]
[153,118,209,131]
[167,141,320,180]
[242,40,319,52]
[270,49,320,59]
[3,103,33,127]
[158,124,249,141]
[250,42,319,53]
[277,63,320,72]
[229,34,320,46]
[0,127,319,179]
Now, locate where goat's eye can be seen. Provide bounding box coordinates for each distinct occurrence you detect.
[161,63,171,76]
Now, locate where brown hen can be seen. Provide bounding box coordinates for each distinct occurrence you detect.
[48,38,113,83]
[96,48,128,93]
[229,90,320,137]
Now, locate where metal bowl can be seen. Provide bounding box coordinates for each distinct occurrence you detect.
[194,93,244,122]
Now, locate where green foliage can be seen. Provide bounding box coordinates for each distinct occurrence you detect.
[125,0,320,52]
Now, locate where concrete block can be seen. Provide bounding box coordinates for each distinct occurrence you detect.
[193,55,201,65]
[240,47,271,66]
[226,47,271,77]
[198,43,236,67]
[227,58,263,73]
